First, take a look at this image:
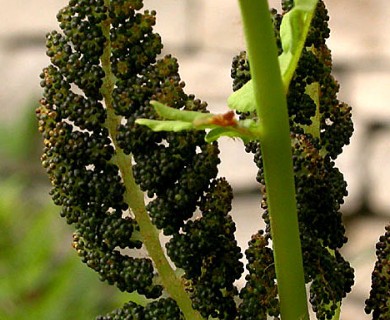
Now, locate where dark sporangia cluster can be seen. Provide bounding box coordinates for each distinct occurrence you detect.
[238,231,279,320]
[231,1,354,319]
[365,224,390,320]
[72,232,162,297]
[231,51,251,93]
[37,0,242,318]
[96,298,183,320]
[167,178,243,319]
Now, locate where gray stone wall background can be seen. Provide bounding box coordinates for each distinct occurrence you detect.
[1,1,389,319]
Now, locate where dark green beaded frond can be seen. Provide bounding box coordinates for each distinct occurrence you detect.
[365,224,390,320]
[96,298,184,320]
[36,0,242,318]
[231,1,354,319]
[37,0,361,318]
[167,179,244,319]
[238,231,279,320]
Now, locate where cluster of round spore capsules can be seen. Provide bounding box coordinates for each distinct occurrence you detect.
[290,133,348,249]
[231,1,354,319]
[238,231,279,320]
[37,0,357,318]
[231,51,251,92]
[37,0,246,318]
[96,298,184,320]
[167,178,244,319]
[281,0,294,11]
[37,0,168,307]
[73,232,162,298]
[300,232,354,320]
[365,224,390,320]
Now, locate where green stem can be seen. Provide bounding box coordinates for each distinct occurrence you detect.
[237,1,309,319]
[114,148,203,320]
[100,5,203,319]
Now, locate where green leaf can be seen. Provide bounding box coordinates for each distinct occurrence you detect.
[137,101,262,142]
[227,80,256,113]
[150,100,211,122]
[227,0,318,113]
[135,119,195,132]
[205,119,261,143]
[279,0,319,88]
[136,101,214,131]
[205,127,248,143]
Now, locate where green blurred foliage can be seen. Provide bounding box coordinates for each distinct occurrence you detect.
[0,105,130,319]
[0,98,40,161]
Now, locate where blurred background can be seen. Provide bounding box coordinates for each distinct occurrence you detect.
[0,0,389,319]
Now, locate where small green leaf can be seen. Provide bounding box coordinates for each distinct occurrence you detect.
[150,101,212,122]
[205,127,241,143]
[138,101,262,142]
[227,81,256,113]
[227,0,318,113]
[136,101,216,132]
[240,118,262,132]
[135,119,194,132]
[279,0,319,89]
[205,119,262,143]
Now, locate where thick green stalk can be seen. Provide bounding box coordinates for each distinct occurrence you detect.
[100,5,203,319]
[237,1,309,319]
